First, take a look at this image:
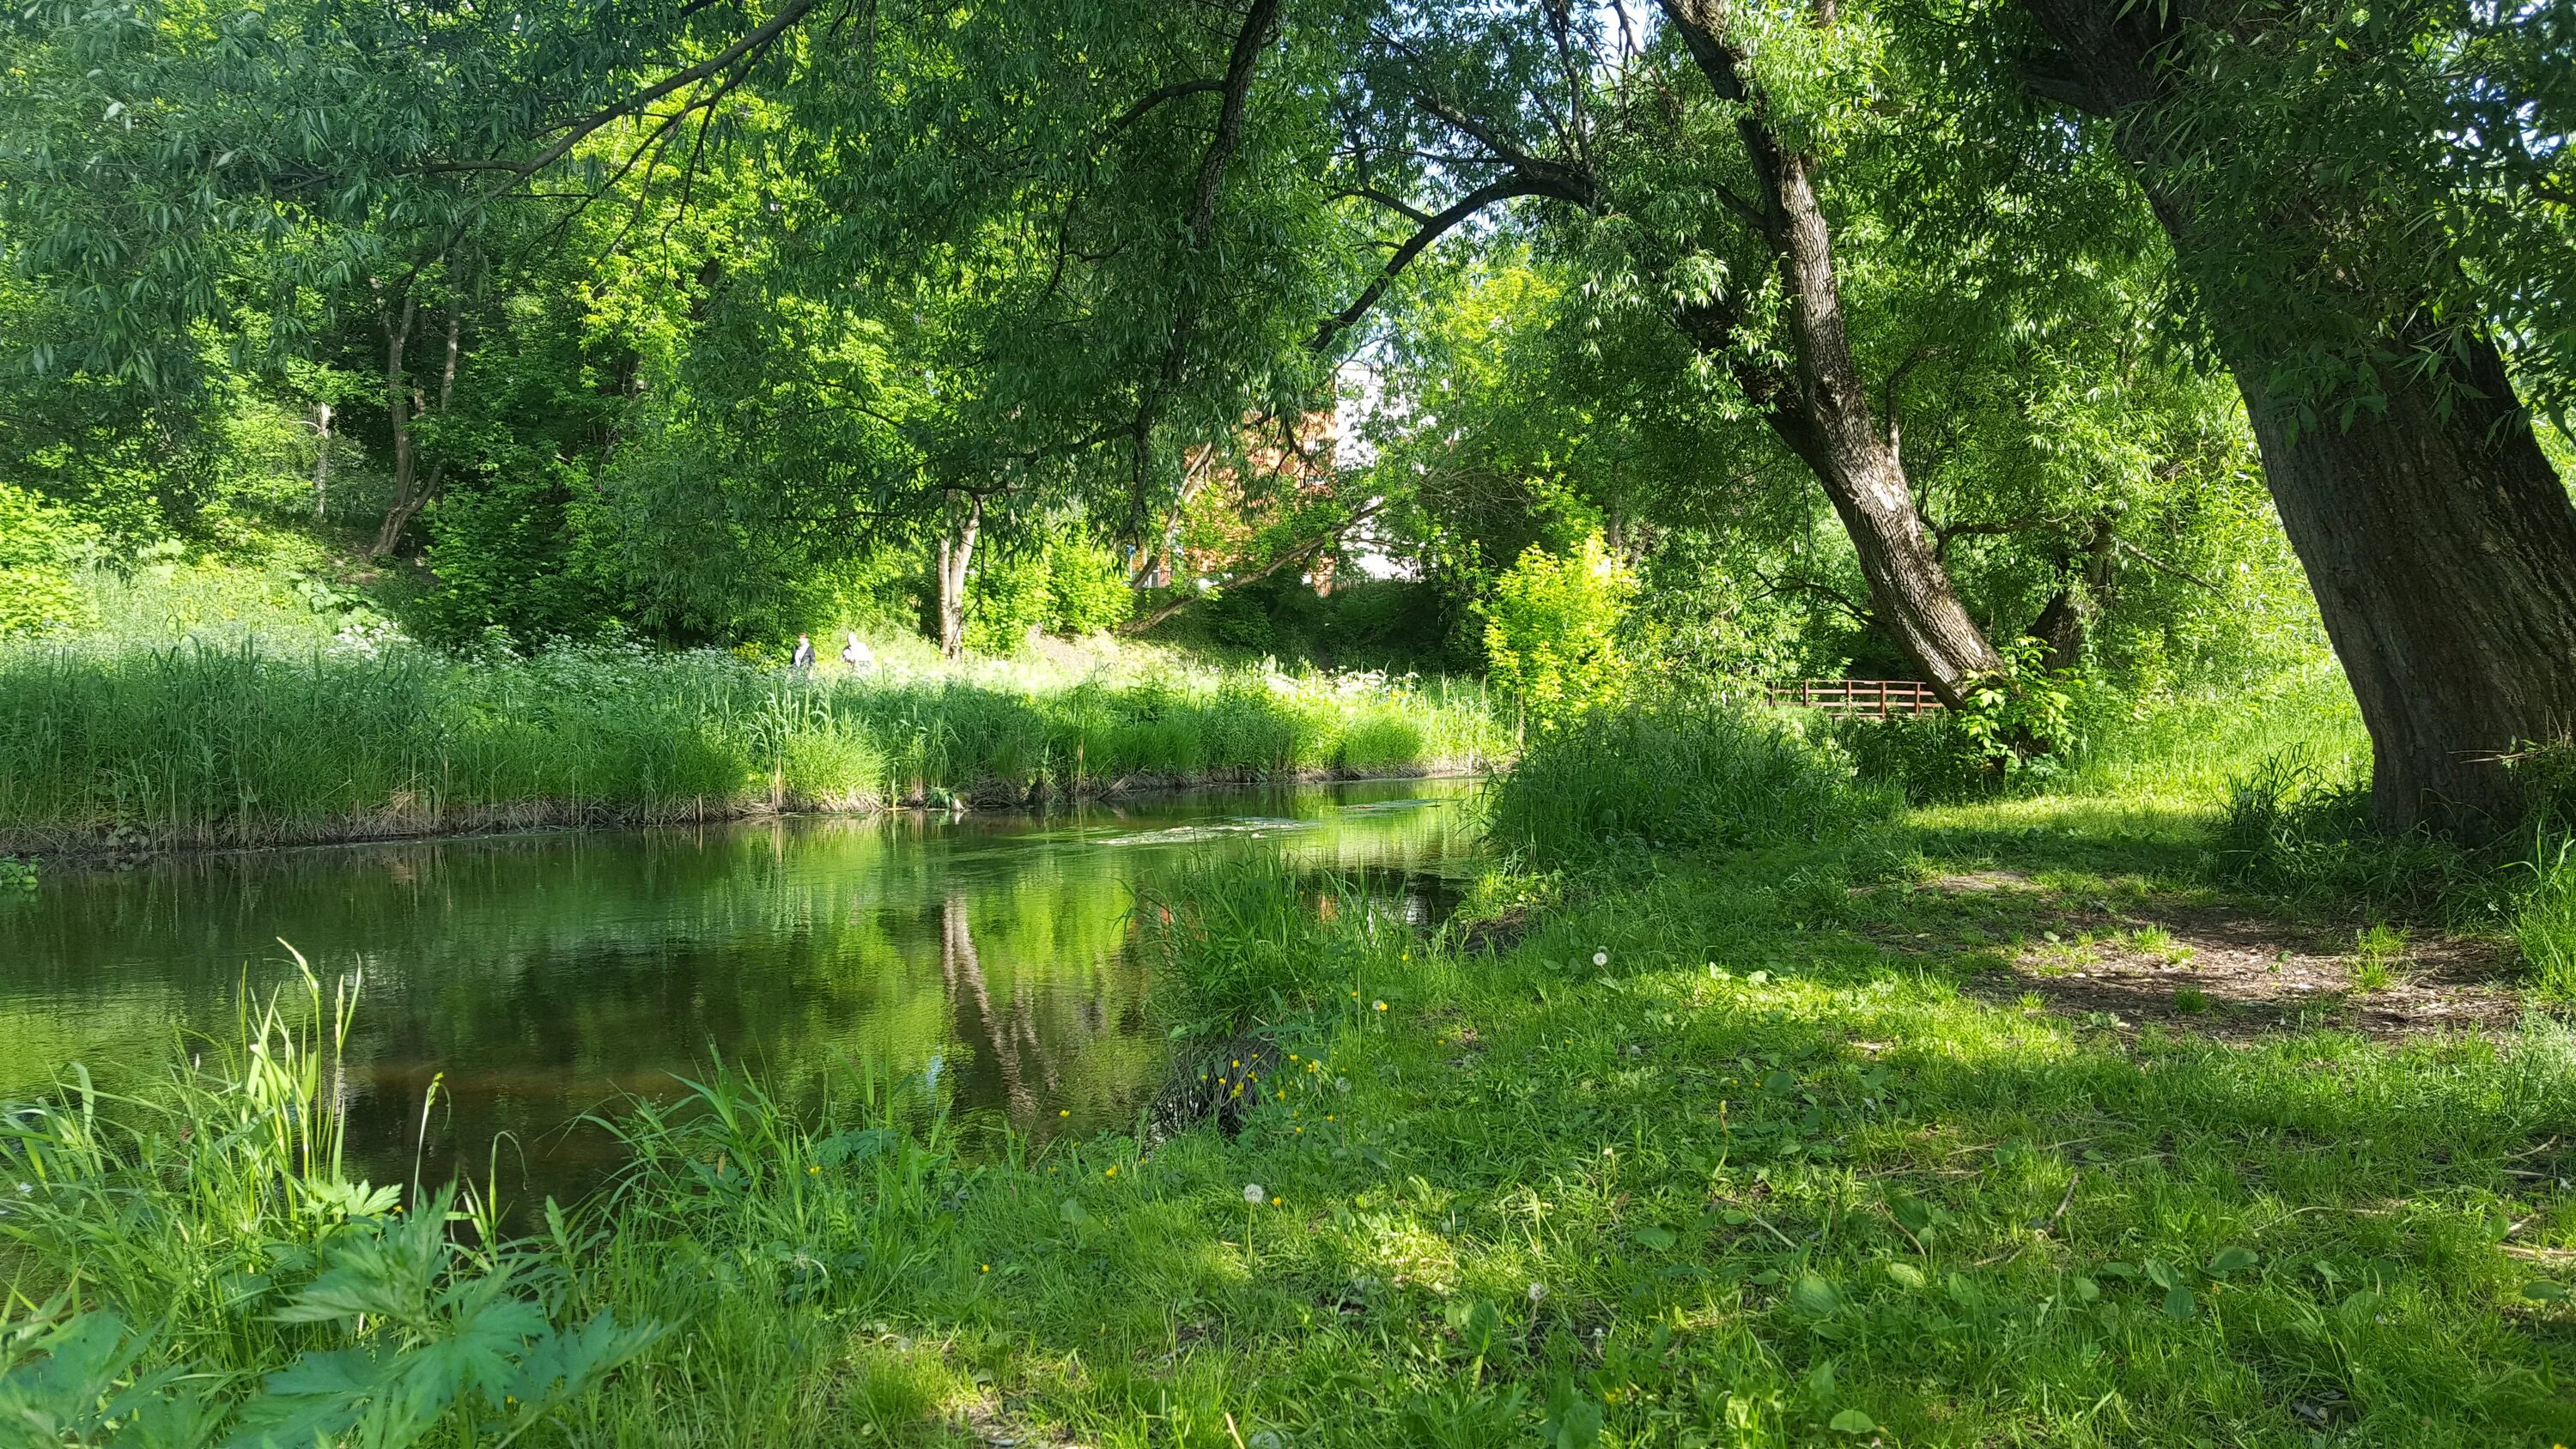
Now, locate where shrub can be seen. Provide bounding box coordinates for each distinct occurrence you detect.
[1817,710,1997,804]
[0,482,92,637]
[1479,533,1631,731]
[1486,700,1896,866]
[965,532,1136,653]
[1041,536,1133,634]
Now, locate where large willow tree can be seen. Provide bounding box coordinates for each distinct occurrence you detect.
[2005,0,2576,829]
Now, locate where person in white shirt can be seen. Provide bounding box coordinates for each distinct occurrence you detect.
[841,633,874,675]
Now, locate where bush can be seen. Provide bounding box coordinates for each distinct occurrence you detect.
[1479,534,1631,731]
[1817,711,1999,804]
[0,482,92,637]
[968,534,1135,652]
[1486,700,1897,866]
[421,462,617,647]
[1041,536,1133,634]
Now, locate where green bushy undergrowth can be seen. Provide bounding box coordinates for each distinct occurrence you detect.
[1485,700,1897,866]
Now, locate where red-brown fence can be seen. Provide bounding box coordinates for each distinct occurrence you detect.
[1764,679,1946,717]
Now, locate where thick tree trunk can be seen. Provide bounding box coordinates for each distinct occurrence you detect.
[935,492,982,659]
[2238,346,2576,833]
[2012,0,2576,831]
[1661,0,2004,706]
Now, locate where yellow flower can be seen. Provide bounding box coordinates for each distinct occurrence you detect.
[981,1264,991,1273]
[1373,1000,1388,1012]
[1059,1109,1070,1118]
[1105,1166,1119,1177]
[806,1165,820,1175]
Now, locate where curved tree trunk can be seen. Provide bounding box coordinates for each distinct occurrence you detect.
[1662,0,2004,706]
[2014,0,2576,831]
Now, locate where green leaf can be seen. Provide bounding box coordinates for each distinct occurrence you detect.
[2520,1280,2569,1301]
[2163,1282,2197,1319]
[1057,1197,1090,1226]
[1444,1297,1502,1355]
[2142,1257,2177,1290]
[1829,1409,1878,1434]
[1886,1262,1926,1289]
[1789,1275,1844,1317]
[1634,1225,1677,1252]
[2206,1246,2258,1276]
[1545,1382,1604,1449]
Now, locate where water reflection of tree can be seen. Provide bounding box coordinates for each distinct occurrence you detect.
[939,893,1060,1119]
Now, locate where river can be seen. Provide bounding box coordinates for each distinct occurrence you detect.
[0,777,1476,1209]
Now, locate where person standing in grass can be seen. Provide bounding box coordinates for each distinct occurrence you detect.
[841,632,874,676]
[792,633,815,678]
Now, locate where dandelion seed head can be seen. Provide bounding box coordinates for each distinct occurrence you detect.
[1244,1183,1267,1204]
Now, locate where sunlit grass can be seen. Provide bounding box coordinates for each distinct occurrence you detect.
[0,640,1504,849]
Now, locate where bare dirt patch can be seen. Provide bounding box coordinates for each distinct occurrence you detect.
[1912,870,2527,1041]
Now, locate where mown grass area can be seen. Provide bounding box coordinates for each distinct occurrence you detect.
[0,640,1503,852]
[7,697,2575,1446]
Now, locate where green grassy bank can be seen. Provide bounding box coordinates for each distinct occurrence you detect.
[0,641,1504,853]
[7,698,2576,1446]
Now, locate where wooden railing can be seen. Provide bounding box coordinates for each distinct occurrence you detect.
[1765,679,1946,717]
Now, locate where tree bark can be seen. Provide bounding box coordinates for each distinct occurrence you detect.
[368,288,416,559]
[373,299,463,558]
[2012,0,2576,831]
[2028,514,2117,675]
[2239,345,2576,833]
[1660,0,2005,706]
[935,491,983,659]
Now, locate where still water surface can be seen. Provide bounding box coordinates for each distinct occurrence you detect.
[0,778,1474,1206]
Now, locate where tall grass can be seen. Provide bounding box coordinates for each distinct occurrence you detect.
[0,640,1504,849]
[1484,700,1897,866]
[0,962,667,1444]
